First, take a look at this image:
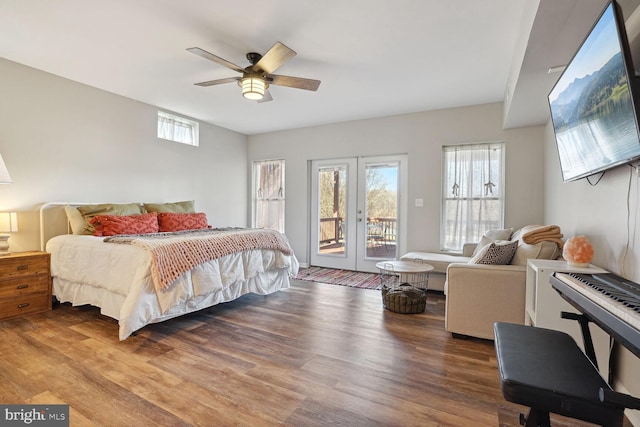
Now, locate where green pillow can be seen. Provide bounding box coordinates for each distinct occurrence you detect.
[64,206,87,235]
[77,203,144,234]
[143,200,195,213]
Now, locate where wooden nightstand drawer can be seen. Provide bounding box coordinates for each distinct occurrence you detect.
[0,253,50,279]
[0,275,50,299]
[0,293,50,319]
[0,251,52,320]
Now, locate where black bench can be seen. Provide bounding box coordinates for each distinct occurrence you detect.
[493,322,634,427]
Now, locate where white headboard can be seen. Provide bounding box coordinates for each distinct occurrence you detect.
[39,202,81,251]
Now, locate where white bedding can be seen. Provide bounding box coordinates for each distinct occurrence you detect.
[46,234,299,340]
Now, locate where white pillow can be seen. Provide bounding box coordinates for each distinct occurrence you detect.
[472,228,514,256]
[484,228,513,241]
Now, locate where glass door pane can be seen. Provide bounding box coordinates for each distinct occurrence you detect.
[364,162,398,260]
[310,158,357,271]
[318,165,347,256]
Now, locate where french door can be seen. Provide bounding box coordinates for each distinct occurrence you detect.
[310,155,407,273]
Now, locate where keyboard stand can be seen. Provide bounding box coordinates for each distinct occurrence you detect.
[560,311,599,370]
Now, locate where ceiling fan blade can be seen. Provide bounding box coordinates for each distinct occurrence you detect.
[194,77,240,87]
[268,74,321,91]
[187,47,245,73]
[252,42,296,74]
[257,89,273,103]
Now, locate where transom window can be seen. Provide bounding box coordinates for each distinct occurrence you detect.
[157,111,199,146]
[441,142,505,252]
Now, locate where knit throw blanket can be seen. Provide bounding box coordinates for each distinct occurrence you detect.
[520,224,564,248]
[104,228,293,292]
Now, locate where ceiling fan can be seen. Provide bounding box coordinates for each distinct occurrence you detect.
[187,42,321,102]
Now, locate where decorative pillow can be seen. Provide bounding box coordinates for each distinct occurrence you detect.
[143,201,195,213]
[89,212,159,236]
[469,240,518,265]
[472,228,514,256]
[77,203,144,234]
[157,212,209,232]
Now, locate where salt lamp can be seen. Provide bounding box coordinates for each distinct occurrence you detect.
[563,235,594,267]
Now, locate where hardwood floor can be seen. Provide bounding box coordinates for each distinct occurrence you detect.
[0,280,622,426]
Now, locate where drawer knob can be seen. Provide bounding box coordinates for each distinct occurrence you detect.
[16,265,29,271]
[16,284,29,289]
[17,303,30,309]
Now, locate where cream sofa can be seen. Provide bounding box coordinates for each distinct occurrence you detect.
[445,261,527,340]
[403,226,562,340]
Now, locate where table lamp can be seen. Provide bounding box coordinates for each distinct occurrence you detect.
[0,153,13,184]
[0,212,18,255]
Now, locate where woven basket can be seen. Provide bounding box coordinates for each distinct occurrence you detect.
[381,283,427,314]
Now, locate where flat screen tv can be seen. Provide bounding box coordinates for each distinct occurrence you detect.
[548,1,640,182]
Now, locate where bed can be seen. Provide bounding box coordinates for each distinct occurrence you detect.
[40,202,299,340]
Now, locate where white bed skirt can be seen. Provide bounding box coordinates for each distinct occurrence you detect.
[53,267,291,340]
[48,234,298,340]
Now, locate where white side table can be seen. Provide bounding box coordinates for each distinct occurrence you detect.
[526,259,609,377]
[375,260,434,290]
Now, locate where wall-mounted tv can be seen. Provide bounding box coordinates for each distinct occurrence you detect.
[548,1,640,182]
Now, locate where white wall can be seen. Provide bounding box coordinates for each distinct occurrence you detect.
[0,58,248,251]
[248,102,546,266]
[544,121,640,423]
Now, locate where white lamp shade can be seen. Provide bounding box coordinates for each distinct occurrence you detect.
[0,154,12,184]
[0,212,18,233]
[240,77,266,100]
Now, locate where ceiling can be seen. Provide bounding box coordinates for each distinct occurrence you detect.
[0,0,631,135]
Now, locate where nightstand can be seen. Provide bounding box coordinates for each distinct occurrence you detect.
[0,251,51,320]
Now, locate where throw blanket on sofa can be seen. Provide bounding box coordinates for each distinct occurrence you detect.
[105,228,293,292]
[520,225,564,248]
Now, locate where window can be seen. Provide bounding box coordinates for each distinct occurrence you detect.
[254,159,285,233]
[441,142,505,252]
[157,111,199,146]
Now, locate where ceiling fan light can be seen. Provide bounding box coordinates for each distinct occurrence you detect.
[240,76,266,100]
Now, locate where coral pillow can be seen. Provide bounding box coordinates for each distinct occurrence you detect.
[89,212,159,236]
[157,212,209,232]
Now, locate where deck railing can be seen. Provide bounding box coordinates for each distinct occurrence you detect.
[319,217,396,245]
[320,217,342,243]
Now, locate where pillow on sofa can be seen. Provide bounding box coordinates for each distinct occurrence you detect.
[472,228,514,256]
[510,241,561,266]
[469,240,518,265]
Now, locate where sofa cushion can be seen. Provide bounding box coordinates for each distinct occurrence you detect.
[469,240,518,265]
[401,251,470,273]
